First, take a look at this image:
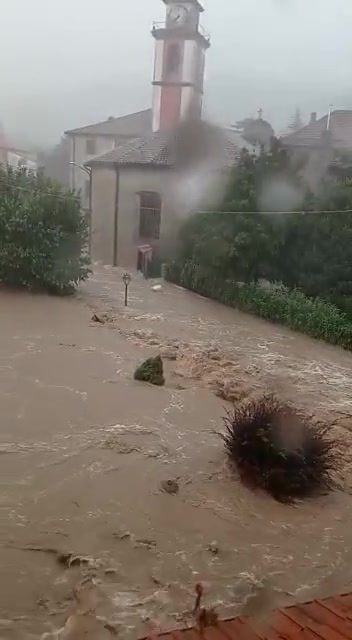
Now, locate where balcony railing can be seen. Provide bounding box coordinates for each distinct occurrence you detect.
[152,21,210,43]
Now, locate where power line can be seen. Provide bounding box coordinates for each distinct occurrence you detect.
[195,209,352,215]
[0,175,78,202]
[1,174,352,215]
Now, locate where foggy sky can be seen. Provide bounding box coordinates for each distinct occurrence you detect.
[2,0,352,148]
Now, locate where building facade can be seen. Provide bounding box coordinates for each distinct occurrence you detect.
[87,123,237,269]
[81,0,238,270]
[0,137,37,171]
[65,110,152,208]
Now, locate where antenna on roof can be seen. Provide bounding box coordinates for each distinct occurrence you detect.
[327,104,333,130]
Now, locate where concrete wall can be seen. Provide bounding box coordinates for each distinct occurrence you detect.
[90,164,231,268]
[69,135,116,206]
[116,167,178,268]
[90,166,118,265]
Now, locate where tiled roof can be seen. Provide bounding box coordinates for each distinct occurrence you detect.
[282,110,352,150]
[86,124,239,169]
[65,109,152,137]
[140,592,352,640]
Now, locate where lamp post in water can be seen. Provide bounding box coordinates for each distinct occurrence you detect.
[122,272,131,307]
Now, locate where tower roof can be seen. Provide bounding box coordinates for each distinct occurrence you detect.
[162,0,204,12]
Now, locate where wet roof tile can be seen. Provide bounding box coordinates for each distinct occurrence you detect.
[139,593,352,640]
[86,121,239,168]
[282,110,352,150]
[65,109,152,137]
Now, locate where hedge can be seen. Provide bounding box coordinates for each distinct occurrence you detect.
[165,260,352,350]
[0,166,90,294]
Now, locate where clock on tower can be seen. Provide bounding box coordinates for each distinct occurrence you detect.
[151,0,210,132]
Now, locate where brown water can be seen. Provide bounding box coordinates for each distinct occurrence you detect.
[1,268,352,639]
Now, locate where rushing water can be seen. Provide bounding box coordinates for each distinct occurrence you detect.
[1,269,352,639]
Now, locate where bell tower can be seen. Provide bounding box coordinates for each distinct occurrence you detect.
[151,0,210,132]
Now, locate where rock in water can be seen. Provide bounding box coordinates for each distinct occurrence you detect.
[160,479,179,495]
[134,355,165,386]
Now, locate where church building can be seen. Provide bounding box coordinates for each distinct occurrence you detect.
[76,0,238,269]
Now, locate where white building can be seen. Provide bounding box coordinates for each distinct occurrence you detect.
[0,137,37,171]
[83,0,238,268]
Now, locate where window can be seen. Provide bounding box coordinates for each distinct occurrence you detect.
[85,139,96,156]
[139,192,161,240]
[165,42,181,75]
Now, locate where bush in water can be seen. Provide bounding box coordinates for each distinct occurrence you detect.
[134,355,165,386]
[221,394,342,503]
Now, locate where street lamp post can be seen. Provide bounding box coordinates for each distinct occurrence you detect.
[68,162,92,255]
[122,273,131,307]
[68,161,91,179]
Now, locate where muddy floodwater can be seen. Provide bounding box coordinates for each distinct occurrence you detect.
[1,267,352,639]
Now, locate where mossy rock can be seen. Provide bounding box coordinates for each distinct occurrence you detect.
[134,355,165,386]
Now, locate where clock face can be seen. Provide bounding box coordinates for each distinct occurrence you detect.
[168,4,189,25]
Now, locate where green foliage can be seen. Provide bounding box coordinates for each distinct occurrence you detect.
[270,209,352,311]
[221,394,341,503]
[232,116,274,148]
[165,260,352,349]
[134,355,165,386]
[0,165,90,293]
[178,211,274,284]
[171,143,352,320]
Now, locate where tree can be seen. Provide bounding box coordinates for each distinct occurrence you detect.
[172,140,352,314]
[178,149,278,283]
[37,137,71,188]
[232,113,274,149]
[0,165,90,293]
[288,108,304,132]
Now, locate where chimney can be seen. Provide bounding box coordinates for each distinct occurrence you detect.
[310,112,317,124]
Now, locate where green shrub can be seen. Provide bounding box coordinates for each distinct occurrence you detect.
[134,355,165,386]
[0,166,90,293]
[164,260,352,349]
[221,394,341,503]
